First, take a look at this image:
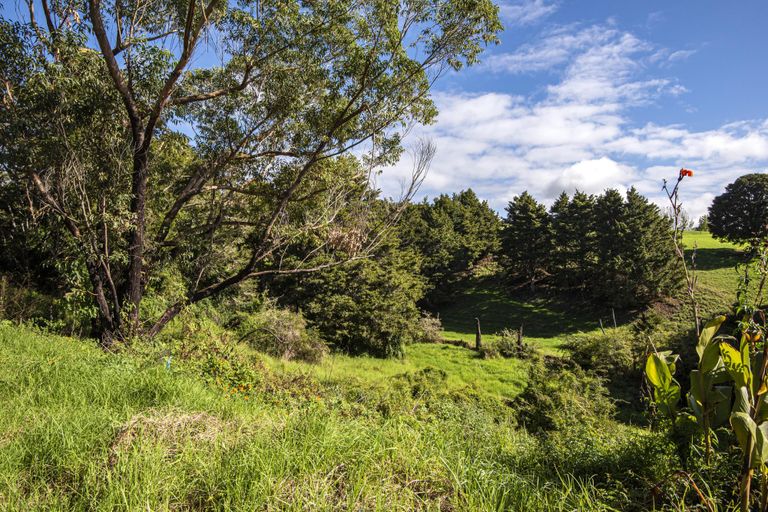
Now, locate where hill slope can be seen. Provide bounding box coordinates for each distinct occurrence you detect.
[3,322,654,511]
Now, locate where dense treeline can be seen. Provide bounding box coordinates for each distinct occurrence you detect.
[397,189,501,304]
[501,188,679,309]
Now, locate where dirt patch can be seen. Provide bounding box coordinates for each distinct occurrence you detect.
[108,409,231,467]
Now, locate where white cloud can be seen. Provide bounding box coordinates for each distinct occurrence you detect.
[543,157,634,196]
[499,0,558,27]
[485,25,608,73]
[379,23,768,220]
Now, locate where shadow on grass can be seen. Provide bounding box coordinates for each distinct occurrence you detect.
[436,278,621,339]
[689,247,745,271]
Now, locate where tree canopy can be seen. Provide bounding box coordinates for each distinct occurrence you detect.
[709,173,768,245]
[0,0,501,343]
[500,188,678,309]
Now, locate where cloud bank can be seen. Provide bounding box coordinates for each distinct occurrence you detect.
[382,22,768,219]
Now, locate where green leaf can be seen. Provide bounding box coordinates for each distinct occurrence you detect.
[690,370,705,403]
[646,353,672,389]
[656,384,680,417]
[712,386,732,427]
[700,341,722,373]
[741,335,754,391]
[734,386,751,415]
[755,423,768,466]
[687,393,703,423]
[721,342,750,388]
[697,315,726,360]
[731,411,757,452]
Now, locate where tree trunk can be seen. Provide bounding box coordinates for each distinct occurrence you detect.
[124,149,149,331]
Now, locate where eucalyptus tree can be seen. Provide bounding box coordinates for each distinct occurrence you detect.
[0,0,501,342]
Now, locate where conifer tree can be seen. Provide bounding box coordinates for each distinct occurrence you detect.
[502,192,550,290]
[548,192,572,289]
[593,189,630,305]
[622,187,679,306]
[557,191,598,293]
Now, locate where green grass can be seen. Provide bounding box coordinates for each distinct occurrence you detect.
[0,322,654,511]
[264,342,529,400]
[436,231,749,354]
[681,231,745,308]
[436,281,623,355]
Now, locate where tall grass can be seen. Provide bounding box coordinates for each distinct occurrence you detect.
[1,322,663,510]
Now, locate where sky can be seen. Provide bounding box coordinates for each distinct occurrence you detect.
[381,0,768,220]
[4,0,766,220]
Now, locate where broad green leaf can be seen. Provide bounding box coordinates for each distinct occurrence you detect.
[755,423,768,466]
[646,353,672,389]
[697,315,726,360]
[687,393,703,423]
[700,340,722,373]
[712,386,733,427]
[741,335,753,390]
[734,386,751,415]
[690,370,704,403]
[731,412,757,452]
[721,342,750,388]
[656,384,680,417]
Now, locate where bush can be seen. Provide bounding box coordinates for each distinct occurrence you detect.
[513,359,615,433]
[484,328,536,359]
[564,327,643,381]
[417,312,444,343]
[234,303,328,363]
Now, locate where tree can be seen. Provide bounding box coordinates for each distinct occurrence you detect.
[398,189,501,302]
[620,188,679,307]
[709,173,768,245]
[501,192,550,290]
[275,243,426,357]
[696,215,709,231]
[0,1,501,343]
[592,189,629,304]
[550,191,597,293]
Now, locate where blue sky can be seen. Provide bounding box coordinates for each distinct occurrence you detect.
[383,0,768,219]
[5,0,766,219]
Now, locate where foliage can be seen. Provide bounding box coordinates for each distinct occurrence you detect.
[0,0,502,341]
[565,327,644,382]
[514,358,616,433]
[1,322,672,512]
[233,302,328,363]
[480,327,537,359]
[500,188,679,309]
[697,215,709,231]
[417,312,444,343]
[272,244,426,357]
[502,191,550,290]
[709,173,768,245]
[398,189,502,303]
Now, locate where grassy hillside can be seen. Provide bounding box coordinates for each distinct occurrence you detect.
[0,322,667,511]
[436,231,746,353]
[266,342,529,400]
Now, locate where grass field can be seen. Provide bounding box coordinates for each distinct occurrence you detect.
[681,230,745,307]
[2,233,740,510]
[265,342,529,400]
[0,322,657,511]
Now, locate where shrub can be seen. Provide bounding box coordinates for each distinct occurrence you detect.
[417,312,444,343]
[564,327,642,380]
[496,328,536,359]
[234,303,328,363]
[513,359,615,433]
